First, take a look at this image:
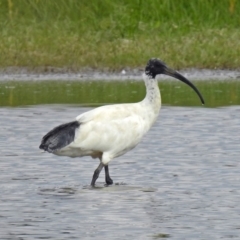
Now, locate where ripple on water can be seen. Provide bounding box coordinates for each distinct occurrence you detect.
[0,105,240,239]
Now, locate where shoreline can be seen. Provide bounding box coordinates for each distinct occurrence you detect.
[0,67,240,81]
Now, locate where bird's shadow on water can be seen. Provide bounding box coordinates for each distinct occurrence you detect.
[38,182,157,196]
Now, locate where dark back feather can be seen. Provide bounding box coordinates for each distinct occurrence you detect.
[39,121,80,153]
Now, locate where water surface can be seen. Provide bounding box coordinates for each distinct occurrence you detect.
[1,80,240,107]
[0,80,240,239]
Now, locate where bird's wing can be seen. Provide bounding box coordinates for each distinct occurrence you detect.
[76,103,141,123]
[39,121,80,153]
[71,106,145,156]
[70,102,152,156]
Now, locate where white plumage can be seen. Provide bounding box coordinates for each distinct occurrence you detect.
[40,58,204,186]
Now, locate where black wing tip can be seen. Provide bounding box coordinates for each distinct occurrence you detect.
[39,121,80,153]
[39,143,54,153]
[39,143,44,150]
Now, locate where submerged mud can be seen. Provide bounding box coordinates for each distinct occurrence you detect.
[0,67,240,81]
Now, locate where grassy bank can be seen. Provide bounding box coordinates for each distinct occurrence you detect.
[0,0,240,70]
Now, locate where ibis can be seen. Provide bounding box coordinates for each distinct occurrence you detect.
[39,58,204,186]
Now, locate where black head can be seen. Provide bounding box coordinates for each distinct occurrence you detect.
[145,58,205,105]
[145,58,167,78]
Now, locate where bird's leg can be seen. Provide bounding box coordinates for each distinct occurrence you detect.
[91,162,104,186]
[104,165,113,185]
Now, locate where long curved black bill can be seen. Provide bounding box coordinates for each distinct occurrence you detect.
[163,67,205,105]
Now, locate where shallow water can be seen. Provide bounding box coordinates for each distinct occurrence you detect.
[1,79,240,239]
[1,102,240,239]
[1,80,240,107]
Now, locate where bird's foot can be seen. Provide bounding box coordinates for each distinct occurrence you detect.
[105,177,113,185]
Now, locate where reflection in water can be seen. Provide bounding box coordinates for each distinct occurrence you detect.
[1,80,240,107]
[0,105,240,239]
[152,233,171,238]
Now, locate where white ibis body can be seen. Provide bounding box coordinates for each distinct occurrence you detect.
[39,59,204,186]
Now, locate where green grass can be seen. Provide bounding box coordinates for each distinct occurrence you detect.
[0,0,240,70]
